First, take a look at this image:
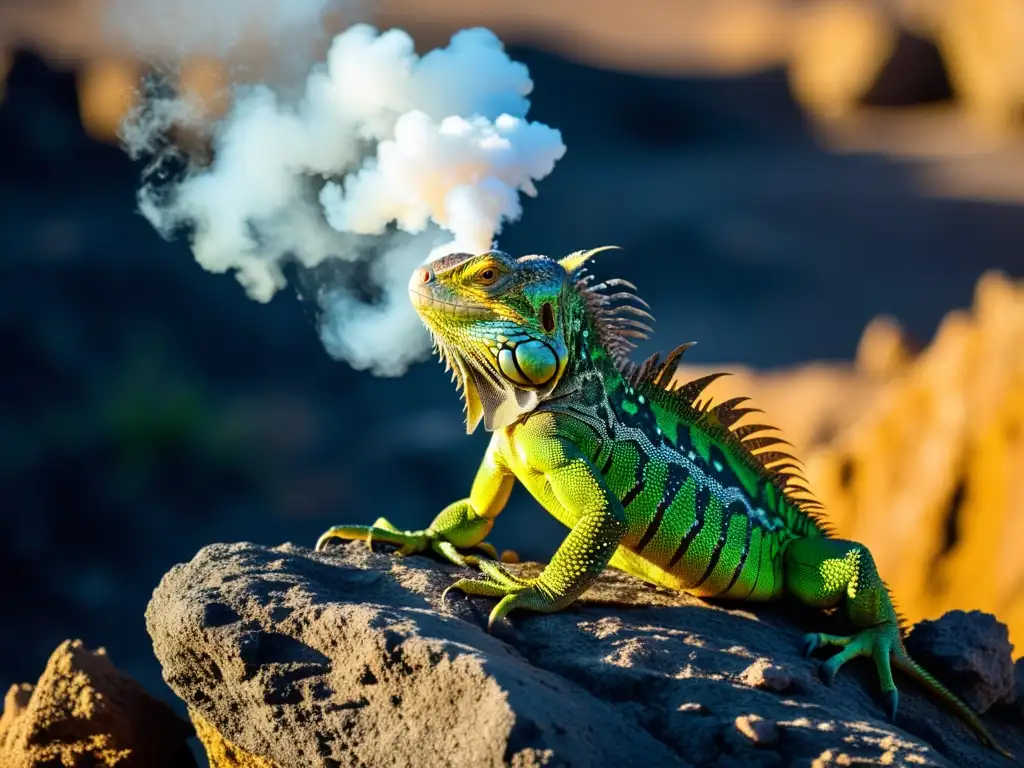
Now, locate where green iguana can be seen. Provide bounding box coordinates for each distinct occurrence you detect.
[316,246,1008,756]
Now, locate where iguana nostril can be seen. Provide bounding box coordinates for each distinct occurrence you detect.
[416,268,432,284]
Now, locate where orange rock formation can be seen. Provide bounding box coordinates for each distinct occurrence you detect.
[0,640,193,767]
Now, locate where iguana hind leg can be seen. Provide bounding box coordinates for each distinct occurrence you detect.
[785,537,1009,757]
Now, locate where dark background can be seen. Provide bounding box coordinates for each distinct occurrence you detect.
[3,3,1024,715]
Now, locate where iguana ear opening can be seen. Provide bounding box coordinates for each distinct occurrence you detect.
[540,302,556,333]
[558,245,621,276]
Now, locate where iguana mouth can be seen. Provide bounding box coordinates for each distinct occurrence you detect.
[409,287,491,320]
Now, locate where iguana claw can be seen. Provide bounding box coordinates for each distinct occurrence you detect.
[315,517,502,568]
[883,690,899,723]
[443,559,560,632]
[802,626,900,716]
[801,634,819,658]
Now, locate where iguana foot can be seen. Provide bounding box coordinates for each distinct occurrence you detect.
[802,623,901,721]
[443,559,562,631]
[315,517,504,567]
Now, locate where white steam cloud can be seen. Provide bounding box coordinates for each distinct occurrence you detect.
[118,19,566,375]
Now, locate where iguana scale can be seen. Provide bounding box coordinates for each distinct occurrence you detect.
[317,246,1007,756]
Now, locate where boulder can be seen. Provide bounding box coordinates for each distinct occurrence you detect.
[146,540,1024,767]
[905,610,1017,713]
[0,639,195,767]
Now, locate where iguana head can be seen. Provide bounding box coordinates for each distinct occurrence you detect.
[408,247,607,433]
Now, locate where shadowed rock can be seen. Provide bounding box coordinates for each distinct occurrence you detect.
[906,610,1017,714]
[146,541,1024,767]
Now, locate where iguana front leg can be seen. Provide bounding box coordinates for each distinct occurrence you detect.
[316,435,515,567]
[446,430,627,631]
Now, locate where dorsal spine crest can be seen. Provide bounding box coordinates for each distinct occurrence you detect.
[570,260,830,536]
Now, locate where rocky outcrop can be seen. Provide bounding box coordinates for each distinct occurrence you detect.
[0,639,195,767]
[146,540,1024,768]
[906,611,1018,714]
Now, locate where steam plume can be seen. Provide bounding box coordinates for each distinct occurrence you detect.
[118,18,566,375]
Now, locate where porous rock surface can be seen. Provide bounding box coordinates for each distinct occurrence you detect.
[905,610,1018,714]
[0,639,195,767]
[146,541,1024,768]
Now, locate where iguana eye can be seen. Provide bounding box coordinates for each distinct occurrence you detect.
[541,302,556,333]
[477,268,498,285]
